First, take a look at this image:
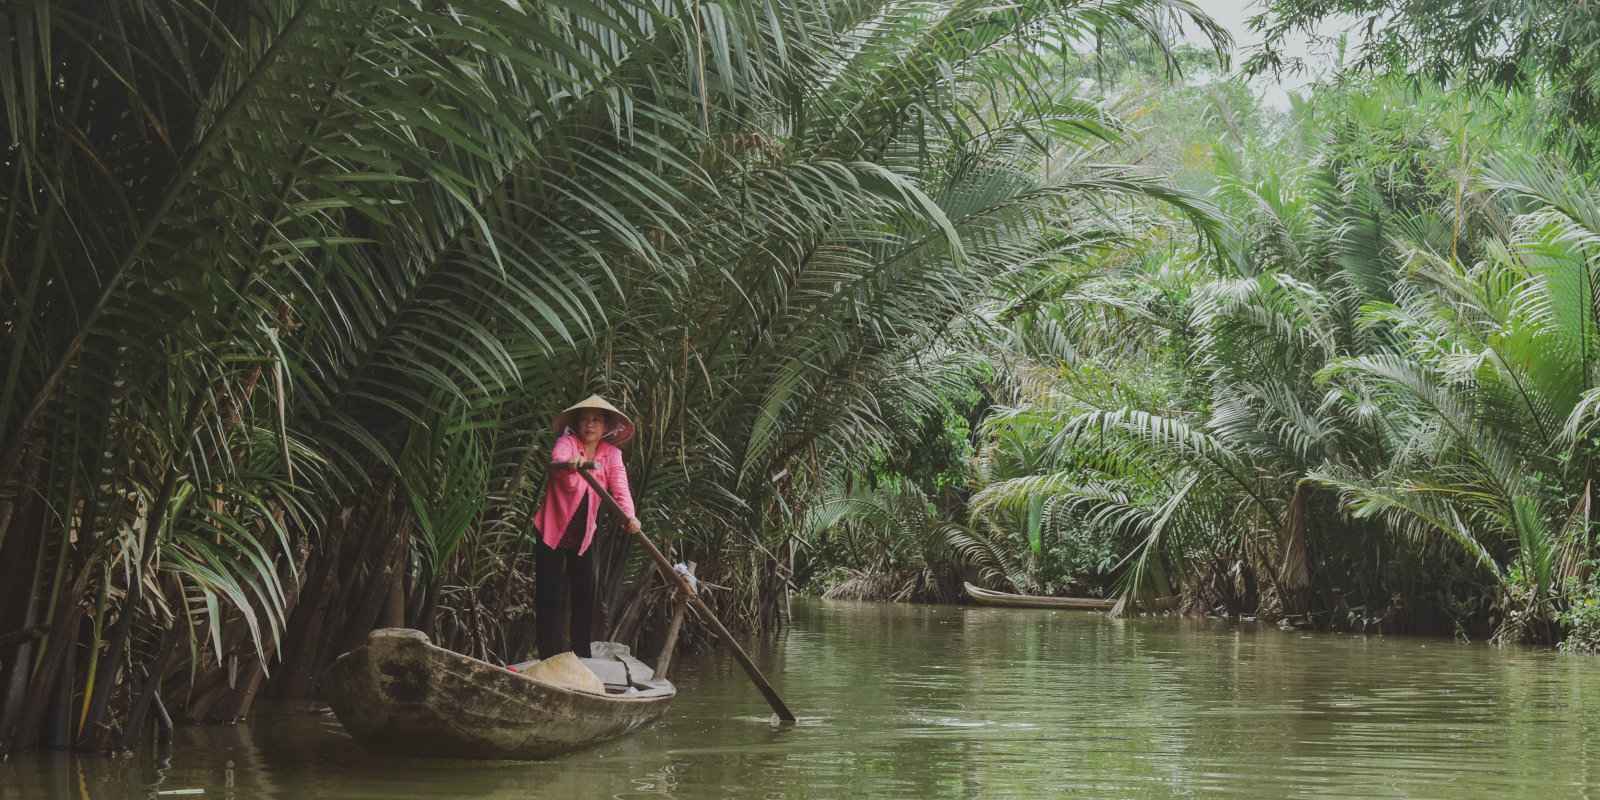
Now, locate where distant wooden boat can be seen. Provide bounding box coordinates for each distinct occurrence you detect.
[963,582,1115,610]
[963,583,1180,612]
[327,628,674,760]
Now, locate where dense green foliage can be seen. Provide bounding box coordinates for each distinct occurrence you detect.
[814,61,1600,647]
[973,77,1598,633]
[11,0,1600,761]
[0,0,1225,754]
[1245,0,1600,156]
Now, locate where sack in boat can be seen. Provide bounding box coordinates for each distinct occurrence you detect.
[519,652,605,695]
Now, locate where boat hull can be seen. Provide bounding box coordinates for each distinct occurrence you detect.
[962,582,1180,612]
[963,582,1114,610]
[327,628,674,760]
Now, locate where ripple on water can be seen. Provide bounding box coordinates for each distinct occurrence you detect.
[3,601,1599,799]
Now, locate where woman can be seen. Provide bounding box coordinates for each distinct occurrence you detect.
[532,394,642,658]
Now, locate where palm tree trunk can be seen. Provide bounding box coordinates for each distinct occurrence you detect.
[43,617,76,750]
[380,528,408,628]
[335,523,409,658]
[0,486,48,752]
[1277,483,1313,615]
[11,564,93,754]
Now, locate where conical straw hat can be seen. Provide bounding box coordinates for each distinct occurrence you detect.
[519,652,606,695]
[551,394,635,446]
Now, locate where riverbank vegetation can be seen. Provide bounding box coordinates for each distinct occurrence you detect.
[0,0,1225,754]
[7,0,1600,758]
[803,2,1600,651]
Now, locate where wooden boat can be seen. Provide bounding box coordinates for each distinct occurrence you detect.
[327,628,674,760]
[963,582,1181,612]
[964,582,1115,610]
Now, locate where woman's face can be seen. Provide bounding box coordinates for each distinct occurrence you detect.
[575,409,608,445]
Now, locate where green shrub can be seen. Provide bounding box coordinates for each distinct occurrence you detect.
[1558,579,1600,654]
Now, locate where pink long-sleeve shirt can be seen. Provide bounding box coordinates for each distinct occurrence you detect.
[534,433,636,555]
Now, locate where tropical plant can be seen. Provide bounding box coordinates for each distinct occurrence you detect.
[1245,0,1600,160]
[967,77,1600,642]
[802,479,971,602]
[0,0,1230,754]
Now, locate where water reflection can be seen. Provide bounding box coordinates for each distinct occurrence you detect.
[4,601,1599,799]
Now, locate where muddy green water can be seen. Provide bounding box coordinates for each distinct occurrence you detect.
[5,600,1600,799]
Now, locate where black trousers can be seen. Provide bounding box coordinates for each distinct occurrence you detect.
[534,540,596,658]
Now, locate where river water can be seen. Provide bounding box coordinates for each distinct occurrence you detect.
[4,600,1599,799]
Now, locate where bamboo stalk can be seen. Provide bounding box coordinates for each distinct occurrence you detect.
[573,469,795,721]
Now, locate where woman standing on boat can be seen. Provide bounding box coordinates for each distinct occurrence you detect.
[533,395,642,658]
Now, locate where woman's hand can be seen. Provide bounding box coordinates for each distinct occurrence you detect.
[625,517,642,535]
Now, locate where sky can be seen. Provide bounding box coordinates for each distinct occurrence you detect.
[1180,0,1361,108]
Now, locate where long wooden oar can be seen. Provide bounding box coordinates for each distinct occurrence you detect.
[574,468,797,722]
